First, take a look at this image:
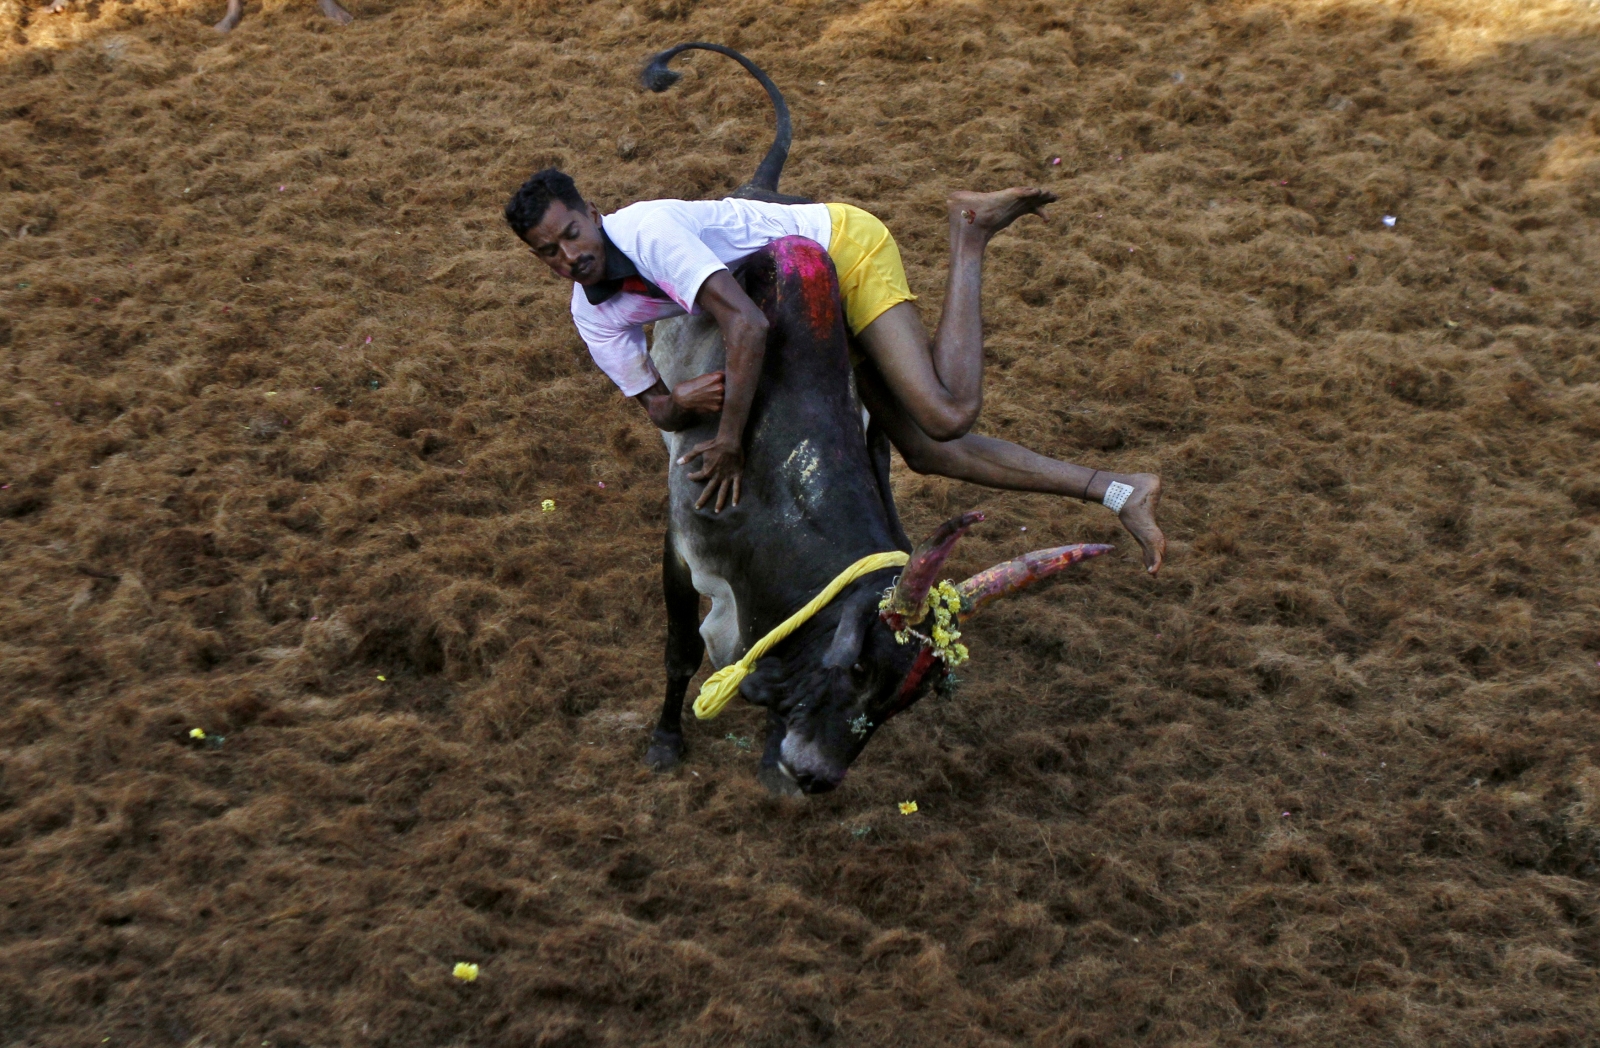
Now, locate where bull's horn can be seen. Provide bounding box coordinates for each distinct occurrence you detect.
[955,543,1115,619]
[882,511,985,626]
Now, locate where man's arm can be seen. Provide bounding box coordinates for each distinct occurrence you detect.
[677,270,769,513]
[634,371,726,432]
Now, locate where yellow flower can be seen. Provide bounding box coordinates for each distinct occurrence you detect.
[452,962,479,982]
[189,728,206,740]
[899,800,918,815]
[541,499,556,512]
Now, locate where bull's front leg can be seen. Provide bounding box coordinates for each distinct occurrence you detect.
[647,530,704,771]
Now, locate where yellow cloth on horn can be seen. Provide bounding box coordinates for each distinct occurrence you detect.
[692,551,910,720]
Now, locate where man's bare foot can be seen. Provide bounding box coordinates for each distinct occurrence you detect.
[1115,473,1166,575]
[318,0,354,24]
[214,0,244,31]
[949,187,1058,241]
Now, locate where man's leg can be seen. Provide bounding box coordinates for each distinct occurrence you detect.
[854,187,1056,441]
[857,364,1167,575]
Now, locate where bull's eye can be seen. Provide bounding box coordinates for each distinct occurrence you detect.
[850,661,870,686]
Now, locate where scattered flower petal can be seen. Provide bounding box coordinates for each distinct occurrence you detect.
[899,800,918,815]
[541,499,556,512]
[452,962,479,982]
[597,481,606,488]
[190,728,206,740]
[1050,157,1061,165]
[376,674,387,682]
[365,336,373,344]
[1382,215,1397,227]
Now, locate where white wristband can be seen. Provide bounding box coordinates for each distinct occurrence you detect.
[1102,481,1134,513]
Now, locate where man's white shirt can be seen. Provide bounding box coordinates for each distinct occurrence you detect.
[569,198,833,397]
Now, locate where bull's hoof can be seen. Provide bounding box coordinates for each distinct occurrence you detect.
[758,762,804,798]
[645,732,684,772]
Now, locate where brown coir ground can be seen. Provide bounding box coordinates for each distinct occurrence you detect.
[3,0,1600,1044]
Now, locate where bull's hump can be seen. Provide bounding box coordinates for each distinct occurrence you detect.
[770,236,842,341]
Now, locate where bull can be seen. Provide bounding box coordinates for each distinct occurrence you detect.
[638,44,1112,794]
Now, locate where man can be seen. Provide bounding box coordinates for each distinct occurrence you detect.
[504,168,1166,574]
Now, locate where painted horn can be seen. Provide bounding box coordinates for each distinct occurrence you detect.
[955,543,1115,620]
[882,511,985,628]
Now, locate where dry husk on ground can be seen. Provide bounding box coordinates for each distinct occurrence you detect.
[2,0,1599,1044]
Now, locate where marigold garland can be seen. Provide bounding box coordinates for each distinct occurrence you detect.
[879,579,970,667]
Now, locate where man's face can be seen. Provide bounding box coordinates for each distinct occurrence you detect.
[522,200,606,285]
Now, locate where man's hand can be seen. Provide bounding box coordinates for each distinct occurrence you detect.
[680,434,744,513]
[634,371,724,431]
[672,371,725,417]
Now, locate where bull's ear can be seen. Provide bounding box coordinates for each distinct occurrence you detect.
[738,657,787,707]
[822,590,878,670]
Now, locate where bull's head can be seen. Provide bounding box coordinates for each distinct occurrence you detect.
[739,512,1112,793]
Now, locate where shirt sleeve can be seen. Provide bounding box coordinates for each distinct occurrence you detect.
[571,291,662,398]
[625,205,731,314]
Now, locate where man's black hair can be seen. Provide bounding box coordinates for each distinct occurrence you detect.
[504,167,587,239]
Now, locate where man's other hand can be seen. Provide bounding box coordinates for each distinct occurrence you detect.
[673,372,725,417]
[680,435,744,513]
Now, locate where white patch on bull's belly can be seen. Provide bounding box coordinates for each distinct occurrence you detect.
[674,527,741,669]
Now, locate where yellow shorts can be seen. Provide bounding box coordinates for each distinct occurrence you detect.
[826,202,917,336]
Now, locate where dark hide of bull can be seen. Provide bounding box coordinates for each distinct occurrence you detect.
[648,238,922,794]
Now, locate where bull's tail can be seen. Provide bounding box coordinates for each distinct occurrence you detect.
[641,42,810,204]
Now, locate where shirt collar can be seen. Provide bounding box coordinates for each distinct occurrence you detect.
[581,226,642,306]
